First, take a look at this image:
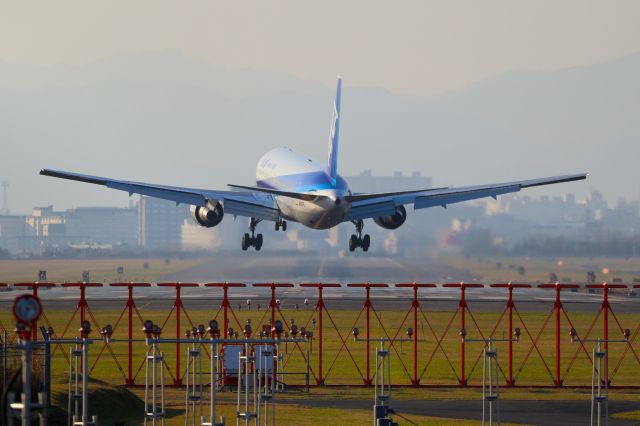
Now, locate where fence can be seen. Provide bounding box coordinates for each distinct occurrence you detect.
[1,281,639,388]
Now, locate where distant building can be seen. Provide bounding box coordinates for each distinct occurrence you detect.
[138,196,189,250]
[347,170,432,193]
[65,207,137,245]
[0,215,31,254]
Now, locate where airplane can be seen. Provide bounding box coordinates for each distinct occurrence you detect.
[40,77,587,252]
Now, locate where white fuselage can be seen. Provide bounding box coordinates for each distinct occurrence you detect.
[256,147,351,229]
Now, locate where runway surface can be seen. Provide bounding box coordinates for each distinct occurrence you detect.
[281,399,640,426]
[1,254,638,313]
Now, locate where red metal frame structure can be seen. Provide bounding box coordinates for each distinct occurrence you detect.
[395,283,436,385]
[204,282,247,338]
[585,282,628,384]
[252,283,295,337]
[490,283,531,386]
[442,283,484,385]
[299,283,342,385]
[347,283,389,385]
[156,282,200,385]
[14,282,56,341]
[108,282,151,385]
[538,283,581,386]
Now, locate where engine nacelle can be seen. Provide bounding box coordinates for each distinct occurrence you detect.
[190,202,224,228]
[373,205,407,230]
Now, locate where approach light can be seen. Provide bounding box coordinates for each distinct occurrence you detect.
[13,294,42,325]
[513,327,521,342]
[143,320,154,338]
[352,327,359,339]
[311,318,316,328]
[228,327,235,338]
[80,320,91,338]
[207,320,220,338]
[234,331,239,339]
[244,321,252,338]
[185,329,192,338]
[197,324,206,338]
[290,323,298,338]
[101,324,113,341]
[406,328,413,339]
[306,330,313,341]
[459,328,467,338]
[47,326,55,338]
[300,327,307,339]
[152,324,162,338]
[273,320,283,339]
[262,324,270,337]
[569,328,577,343]
[623,329,631,340]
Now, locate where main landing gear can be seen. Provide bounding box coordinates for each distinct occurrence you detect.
[242,218,263,251]
[275,218,287,231]
[349,220,370,252]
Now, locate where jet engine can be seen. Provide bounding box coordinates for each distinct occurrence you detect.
[373,205,407,230]
[190,202,224,228]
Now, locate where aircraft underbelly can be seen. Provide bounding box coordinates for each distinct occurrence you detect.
[276,197,344,230]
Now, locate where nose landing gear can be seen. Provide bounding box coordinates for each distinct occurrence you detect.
[241,218,263,251]
[348,220,370,252]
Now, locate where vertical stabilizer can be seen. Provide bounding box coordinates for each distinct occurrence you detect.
[327,76,342,187]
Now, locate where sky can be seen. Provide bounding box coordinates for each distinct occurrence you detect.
[2,1,640,94]
[1,1,640,214]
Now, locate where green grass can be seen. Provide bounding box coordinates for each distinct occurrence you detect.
[0,257,208,283]
[442,255,640,283]
[612,410,640,421]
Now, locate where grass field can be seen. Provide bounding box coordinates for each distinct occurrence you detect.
[442,255,640,283]
[0,257,208,283]
[3,304,640,425]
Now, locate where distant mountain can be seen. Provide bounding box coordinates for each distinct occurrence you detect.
[1,51,638,213]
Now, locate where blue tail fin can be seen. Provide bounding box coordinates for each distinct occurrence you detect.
[327,76,342,187]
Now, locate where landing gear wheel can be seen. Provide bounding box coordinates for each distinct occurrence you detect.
[255,234,263,251]
[362,234,370,252]
[241,233,250,251]
[275,222,280,231]
[282,221,287,231]
[349,234,358,252]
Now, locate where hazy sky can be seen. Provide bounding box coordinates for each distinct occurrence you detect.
[2,1,640,94]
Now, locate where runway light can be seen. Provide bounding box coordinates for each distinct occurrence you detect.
[569,328,577,343]
[47,326,54,338]
[514,327,521,342]
[228,327,235,338]
[80,320,91,338]
[13,294,43,325]
[185,329,192,338]
[262,324,270,338]
[623,329,631,340]
[152,324,162,338]
[101,324,113,342]
[290,322,299,338]
[244,321,252,338]
[352,327,359,339]
[300,327,307,339]
[406,327,413,339]
[273,320,284,339]
[304,299,309,310]
[143,320,154,338]
[197,324,206,338]
[207,320,220,338]
[311,318,316,328]
[459,328,467,338]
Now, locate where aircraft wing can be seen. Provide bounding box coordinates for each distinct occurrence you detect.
[345,173,587,221]
[40,168,281,222]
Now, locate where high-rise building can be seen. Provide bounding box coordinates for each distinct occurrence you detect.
[138,196,189,250]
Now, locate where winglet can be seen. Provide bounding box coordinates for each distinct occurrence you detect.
[327,76,342,187]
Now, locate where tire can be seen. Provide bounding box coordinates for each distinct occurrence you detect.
[275,222,280,231]
[282,221,287,231]
[241,233,250,251]
[362,234,371,252]
[255,233,263,251]
[349,234,358,252]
